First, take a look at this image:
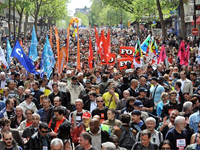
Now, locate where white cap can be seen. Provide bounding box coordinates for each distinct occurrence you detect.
[66,70,72,74]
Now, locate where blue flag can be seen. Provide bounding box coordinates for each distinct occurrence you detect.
[7,39,12,67]
[29,25,38,61]
[11,40,36,73]
[40,35,55,79]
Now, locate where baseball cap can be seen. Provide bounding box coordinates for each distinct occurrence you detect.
[139,87,148,93]
[82,112,91,119]
[131,110,141,116]
[134,100,144,107]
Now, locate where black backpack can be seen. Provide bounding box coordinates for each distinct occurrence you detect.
[119,126,136,150]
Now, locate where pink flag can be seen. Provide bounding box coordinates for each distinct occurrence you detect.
[158,45,166,64]
[184,44,190,66]
[178,40,186,65]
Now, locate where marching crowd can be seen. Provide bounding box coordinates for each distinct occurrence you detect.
[0,27,199,150]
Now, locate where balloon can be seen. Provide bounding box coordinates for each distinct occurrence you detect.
[70,17,79,24]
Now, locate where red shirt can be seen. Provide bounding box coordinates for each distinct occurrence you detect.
[48,117,65,133]
[26,121,33,127]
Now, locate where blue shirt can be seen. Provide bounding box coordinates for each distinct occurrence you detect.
[189,111,200,133]
[150,84,165,103]
[157,101,169,117]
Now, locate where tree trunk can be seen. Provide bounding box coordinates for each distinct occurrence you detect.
[24,12,28,40]
[8,0,11,41]
[13,0,16,42]
[17,10,23,40]
[156,0,167,38]
[180,0,186,40]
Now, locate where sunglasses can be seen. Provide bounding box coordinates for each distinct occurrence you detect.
[4,138,12,141]
[41,130,48,133]
[97,101,103,103]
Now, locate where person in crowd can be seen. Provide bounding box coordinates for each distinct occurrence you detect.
[32,81,44,104]
[166,116,189,150]
[66,76,85,111]
[83,91,97,112]
[109,134,127,150]
[133,100,149,122]
[10,106,26,128]
[116,90,130,114]
[49,82,70,110]
[16,86,25,105]
[92,96,108,123]
[103,85,119,109]
[137,87,154,113]
[37,97,51,122]
[117,76,130,94]
[130,110,146,133]
[75,132,98,150]
[189,104,200,133]
[157,92,169,117]
[0,131,23,150]
[136,117,163,146]
[131,129,159,150]
[0,98,15,119]
[50,138,64,150]
[46,96,68,123]
[48,107,70,137]
[93,115,111,135]
[191,96,199,113]
[190,71,200,92]
[2,87,12,103]
[177,70,193,96]
[69,99,88,129]
[71,112,91,146]
[150,77,165,114]
[159,140,173,150]
[103,109,122,133]
[137,75,151,98]
[101,142,116,150]
[57,121,72,150]
[128,79,139,97]
[174,81,184,104]
[19,93,38,115]
[24,73,36,90]
[29,122,51,150]
[113,113,136,149]
[22,113,41,149]
[87,118,110,150]
[18,109,34,133]
[121,96,135,114]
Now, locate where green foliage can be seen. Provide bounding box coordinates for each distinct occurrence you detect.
[75,12,89,27]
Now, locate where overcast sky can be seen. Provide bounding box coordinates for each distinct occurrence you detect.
[67,0,92,16]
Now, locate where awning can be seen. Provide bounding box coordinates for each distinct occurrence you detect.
[191,16,200,25]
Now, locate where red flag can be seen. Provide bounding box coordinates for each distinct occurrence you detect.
[95,26,99,53]
[88,37,93,69]
[20,39,23,46]
[185,44,190,66]
[99,30,107,63]
[158,45,166,64]
[178,40,186,65]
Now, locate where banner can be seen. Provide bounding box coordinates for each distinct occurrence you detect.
[184,44,190,66]
[50,26,53,48]
[158,45,167,64]
[178,40,186,65]
[88,37,93,69]
[147,37,158,68]
[29,25,38,62]
[101,53,116,65]
[119,46,135,57]
[134,40,143,68]
[94,26,99,53]
[141,34,151,53]
[7,39,12,67]
[58,47,66,73]
[55,27,60,72]
[118,57,133,70]
[11,40,35,73]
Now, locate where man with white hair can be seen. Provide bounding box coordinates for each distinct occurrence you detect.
[51,138,64,150]
[181,101,193,116]
[136,117,163,146]
[166,116,189,150]
[102,142,116,150]
[0,72,8,89]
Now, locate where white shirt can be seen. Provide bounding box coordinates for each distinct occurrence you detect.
[90,101,97,113]
[180,79,186,91]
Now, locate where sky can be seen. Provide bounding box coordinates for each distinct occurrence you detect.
[67,0,92,16]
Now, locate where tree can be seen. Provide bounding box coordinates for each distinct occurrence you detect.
[180,0,186,39]
[75,12,89,27]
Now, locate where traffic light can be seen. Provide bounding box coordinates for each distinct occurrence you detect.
[195,4,200,10]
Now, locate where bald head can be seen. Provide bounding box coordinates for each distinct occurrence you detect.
[93,115,100,121]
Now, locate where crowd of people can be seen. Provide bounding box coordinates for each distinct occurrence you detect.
[0,27,199,150]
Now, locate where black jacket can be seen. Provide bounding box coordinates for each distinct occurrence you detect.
[131,141,158,150]
[29,131,51,150]
[161,101,182,118]
[87,129,109,144]
[130,121,146,133]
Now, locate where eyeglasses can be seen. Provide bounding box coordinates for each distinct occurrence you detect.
[4,138,12,141]
[40,130,48,133]
[97,100,103,103]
